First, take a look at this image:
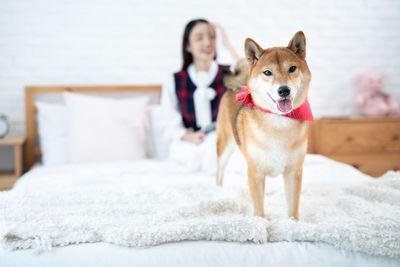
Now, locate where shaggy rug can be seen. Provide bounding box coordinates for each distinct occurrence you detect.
[0,171,399,258]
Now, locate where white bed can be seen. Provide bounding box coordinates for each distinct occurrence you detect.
[1,154,399,267]
[0,86,399,266]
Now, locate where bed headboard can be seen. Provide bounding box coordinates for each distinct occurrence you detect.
[25,85,162,171]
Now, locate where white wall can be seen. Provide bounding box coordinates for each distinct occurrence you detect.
[0,0,399,167]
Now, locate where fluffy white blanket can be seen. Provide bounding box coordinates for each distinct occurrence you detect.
[0,170,399,258]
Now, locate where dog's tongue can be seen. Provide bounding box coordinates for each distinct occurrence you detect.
[277,99,293,113]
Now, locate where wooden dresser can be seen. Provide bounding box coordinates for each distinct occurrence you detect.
[308,116,400,177]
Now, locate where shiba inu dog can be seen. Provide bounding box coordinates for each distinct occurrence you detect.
[216,31,313,220]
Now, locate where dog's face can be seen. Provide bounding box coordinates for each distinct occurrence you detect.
[245,31,311,114]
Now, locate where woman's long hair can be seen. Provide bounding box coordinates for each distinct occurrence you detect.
[181,18,217,70]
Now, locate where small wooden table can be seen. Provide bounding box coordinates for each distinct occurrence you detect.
[0,136,26,190]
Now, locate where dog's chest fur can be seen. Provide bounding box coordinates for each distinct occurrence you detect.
[238,110,307,177]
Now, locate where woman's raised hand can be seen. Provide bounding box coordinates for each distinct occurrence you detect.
[211,22,240,62]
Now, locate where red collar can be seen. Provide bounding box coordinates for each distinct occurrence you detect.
[236,85,314,121]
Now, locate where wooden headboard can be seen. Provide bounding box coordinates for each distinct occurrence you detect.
[25,85,162,171]
[25,85,397,178]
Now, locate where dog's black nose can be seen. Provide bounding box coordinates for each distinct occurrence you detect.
[278,86,291,98]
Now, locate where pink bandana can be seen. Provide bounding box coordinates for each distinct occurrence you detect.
[236,85,314,121]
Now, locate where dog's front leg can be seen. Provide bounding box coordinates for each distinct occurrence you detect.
[248,166,266,217]
[283,166,303,220]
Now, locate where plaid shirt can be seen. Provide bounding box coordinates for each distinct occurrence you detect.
[174,64,230,130]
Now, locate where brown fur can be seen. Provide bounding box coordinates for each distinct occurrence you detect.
[216,31,311,220]
[222,59,249,92]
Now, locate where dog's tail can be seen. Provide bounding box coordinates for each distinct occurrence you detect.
[222,59,249,91]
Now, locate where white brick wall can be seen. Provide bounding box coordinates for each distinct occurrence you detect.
[0,0,399,138]
[1,0,399,169]
[1,0,400,125]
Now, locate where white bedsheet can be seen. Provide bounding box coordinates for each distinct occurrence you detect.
[1,154,399,267]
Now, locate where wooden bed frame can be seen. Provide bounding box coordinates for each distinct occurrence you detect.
[24,85,398,177]
[25,85,162,171]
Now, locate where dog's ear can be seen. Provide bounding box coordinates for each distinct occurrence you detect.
[288,31,306,59]
[245,38,263,66]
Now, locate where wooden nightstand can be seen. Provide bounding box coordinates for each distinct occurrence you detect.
[308,116,400,177]
[0,136,26,190]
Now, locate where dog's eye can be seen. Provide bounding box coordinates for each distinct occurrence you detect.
[263,70,272,76]
[289,66,297,73]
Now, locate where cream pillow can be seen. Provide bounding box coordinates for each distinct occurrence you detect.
[64,92,149,163]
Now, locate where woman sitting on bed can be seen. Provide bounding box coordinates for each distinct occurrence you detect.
[161,19,239,172]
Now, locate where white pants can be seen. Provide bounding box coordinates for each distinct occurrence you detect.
[168,131,247,175]
[168,132,218,174]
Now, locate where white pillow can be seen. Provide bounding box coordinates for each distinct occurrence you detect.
[36,102,68,166]
[64,92,149,163]
[147,105,169,159]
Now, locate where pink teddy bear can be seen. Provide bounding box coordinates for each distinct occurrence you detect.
[356,70,399,116]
